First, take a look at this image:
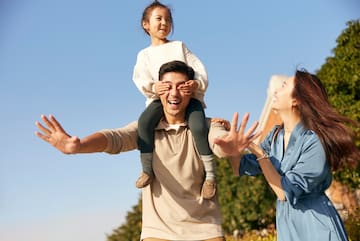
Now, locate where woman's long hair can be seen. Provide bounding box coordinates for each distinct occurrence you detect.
[292,69,360,170]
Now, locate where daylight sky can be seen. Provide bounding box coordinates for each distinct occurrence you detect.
[1,0,359,241]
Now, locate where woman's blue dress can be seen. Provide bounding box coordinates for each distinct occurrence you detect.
[239,123,349,241]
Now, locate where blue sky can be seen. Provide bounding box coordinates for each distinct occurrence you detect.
[1,0,359,240]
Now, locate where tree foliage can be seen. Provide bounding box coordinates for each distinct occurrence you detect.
[107,196,142,241]
[316,20,360,188]
[216,157,276,234]
[316,20,360,139]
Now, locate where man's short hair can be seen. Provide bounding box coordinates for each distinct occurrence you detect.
[159,60,195,81]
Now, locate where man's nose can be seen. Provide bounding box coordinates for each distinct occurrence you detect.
[169,85,179,95]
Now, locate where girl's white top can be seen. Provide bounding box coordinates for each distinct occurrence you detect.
[133,40,208,107]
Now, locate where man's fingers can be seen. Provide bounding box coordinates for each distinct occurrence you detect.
[34,131,49,142]
[41,114,55,131]
[213,137,225,146]
[238,112,249,134]
[49,115,66,133]
[230,112,239,133]
[251,131,262,141]
[245,121,259,138]
[35,121,51,136]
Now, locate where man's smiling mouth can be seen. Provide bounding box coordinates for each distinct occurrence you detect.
[168,100,180,105]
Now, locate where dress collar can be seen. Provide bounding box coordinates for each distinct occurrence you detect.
[286,122,307,147]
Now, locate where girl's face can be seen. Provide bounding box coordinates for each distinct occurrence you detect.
[143,7,171,44]
[272,76,297,112]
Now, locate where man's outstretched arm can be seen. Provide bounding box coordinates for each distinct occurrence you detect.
[35,114,107,154]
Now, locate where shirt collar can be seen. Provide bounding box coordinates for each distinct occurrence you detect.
[155,118,187,131]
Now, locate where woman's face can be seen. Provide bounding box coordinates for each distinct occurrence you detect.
[272,76,297,112]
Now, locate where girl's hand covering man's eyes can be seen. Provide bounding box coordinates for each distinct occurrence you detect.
[155,81,170,96]
[178,80,198,96]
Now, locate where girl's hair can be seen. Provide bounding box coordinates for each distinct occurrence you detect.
[141,0,174,36]
[292,69,360,170]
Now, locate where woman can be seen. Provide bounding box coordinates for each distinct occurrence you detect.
[215,70,360,241]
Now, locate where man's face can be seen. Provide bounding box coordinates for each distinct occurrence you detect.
[159,71,191,124]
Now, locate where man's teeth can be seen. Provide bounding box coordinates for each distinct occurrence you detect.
[168,100,179,104]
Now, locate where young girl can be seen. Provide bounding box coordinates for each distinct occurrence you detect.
[133,0,216,199]
[215,70,360,241]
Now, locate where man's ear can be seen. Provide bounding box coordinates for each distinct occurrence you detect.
[291,98,298,108]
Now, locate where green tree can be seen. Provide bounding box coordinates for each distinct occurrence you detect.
[107,197,142,241]
[216,157,276,235]
[316,20,360,189]
[316,20,360,138]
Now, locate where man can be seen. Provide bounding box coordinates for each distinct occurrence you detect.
[35,60,259,241]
